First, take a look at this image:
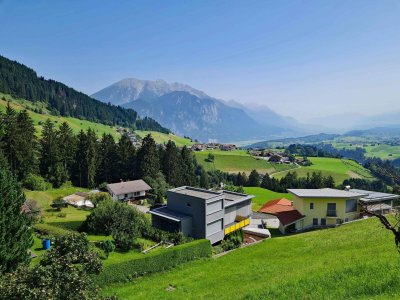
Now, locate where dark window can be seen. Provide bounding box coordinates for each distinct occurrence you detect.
[346,199,357,213]
[124,194,128,198]
[345,218,349,222]
[327,203,337,217]
[336,219,342,225]
[321,218,326,226]
[186,203,191,207]
[313,218,318,226]
[310,203,314,209]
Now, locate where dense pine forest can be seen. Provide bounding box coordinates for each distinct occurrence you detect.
[0,55,168,132]
[0,104,202,202]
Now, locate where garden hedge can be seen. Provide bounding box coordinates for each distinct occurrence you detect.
[95,239,211,285]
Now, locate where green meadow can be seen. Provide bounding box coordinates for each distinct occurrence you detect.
[334,142,400,160]
[135,130,193,147]
[103,217,400,299]
[194,150,296,174]
[273,157,374,184]
[243,186,293,210]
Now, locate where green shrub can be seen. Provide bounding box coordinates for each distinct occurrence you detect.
[222,230,243,251]
[99,240,115,258]
[23,174,51,191]
[56,212,67,218]
[95,239,211,285]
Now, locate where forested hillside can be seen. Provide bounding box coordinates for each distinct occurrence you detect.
[0,55,168,132]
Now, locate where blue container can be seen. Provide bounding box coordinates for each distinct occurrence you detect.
[42,239,51,250]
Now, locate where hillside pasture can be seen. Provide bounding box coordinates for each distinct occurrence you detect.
[0,93,121,139]
[273,157,374,184]
[135,130,193,147]
[194,150,297,174]
[103,217,400,299]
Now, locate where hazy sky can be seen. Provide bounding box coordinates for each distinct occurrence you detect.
[1,0,400,122]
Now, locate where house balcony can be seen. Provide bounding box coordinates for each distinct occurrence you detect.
[224,217,250,235]
[326,210,337,217]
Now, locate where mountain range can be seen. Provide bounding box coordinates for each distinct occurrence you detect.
[92,78,307,142]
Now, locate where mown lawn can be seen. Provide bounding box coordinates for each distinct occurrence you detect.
[243,187,293,210]
[103,218,400,299]
[273,157,374,184]
[135,130,193,147]
[0,93,121,139]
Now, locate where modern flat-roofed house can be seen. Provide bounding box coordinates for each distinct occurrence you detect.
[150,186,253,244]
[287,188,364,230]
[349,188,399,214]
[106,179,151,202]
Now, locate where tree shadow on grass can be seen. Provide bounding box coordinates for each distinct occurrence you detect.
[47,220,83,231]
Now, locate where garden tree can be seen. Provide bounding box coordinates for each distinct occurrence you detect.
[0,233,106,300]
[89,192,113,208]
[161,140,183,186]
[39,119,68,187]
[248,169,260,187]
[57,121,76,178]
[97,134,119,184]
[144,172,169,204]
[136,134,160,179]
[181,146,198,186]
[0,168,33,273]
[99,240,115,258]
[309,172,324,188]
[81,199,149,237]
[207,152,215,162]
[117,134,136,181]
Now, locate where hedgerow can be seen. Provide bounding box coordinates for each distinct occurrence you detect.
[95,239,211,285]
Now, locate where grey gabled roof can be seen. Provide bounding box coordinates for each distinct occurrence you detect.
[287,188,363,198]
[107,179,151,196]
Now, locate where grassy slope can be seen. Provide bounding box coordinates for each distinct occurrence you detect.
[0,93,121,139]
[243,187,293,210]
[273,157,374,184]
[103,218,400,299]
[195,150,297,175]
[135,130,193,147]
[334,142,400,160]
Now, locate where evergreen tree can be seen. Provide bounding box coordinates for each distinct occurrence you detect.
[136,134,159,179]
[0,168,33,273]
[73,129,98,188]
[57,122,76,179]
[39,119,67,187]
[248,169,260,187]
[161,140,183,187]
[2,107,37,180]
[181,146,197,186]
[117,134,136,181]
[200,171,210,189]
[98,134,119,184]
[324,175,335,188]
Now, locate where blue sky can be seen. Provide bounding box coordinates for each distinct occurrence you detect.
[1,0,400,121]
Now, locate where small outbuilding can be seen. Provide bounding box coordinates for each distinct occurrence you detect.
[257,198,305,234]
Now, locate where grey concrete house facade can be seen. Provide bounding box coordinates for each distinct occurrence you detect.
[150,186,253,244]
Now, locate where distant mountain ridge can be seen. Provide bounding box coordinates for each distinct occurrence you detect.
[92,78,307,142]
[92,78,209,105]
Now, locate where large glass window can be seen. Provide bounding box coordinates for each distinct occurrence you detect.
[346,199,357,213]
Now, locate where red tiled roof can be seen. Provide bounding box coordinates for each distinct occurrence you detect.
[258,198,293,214]
[258,198,304,226]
